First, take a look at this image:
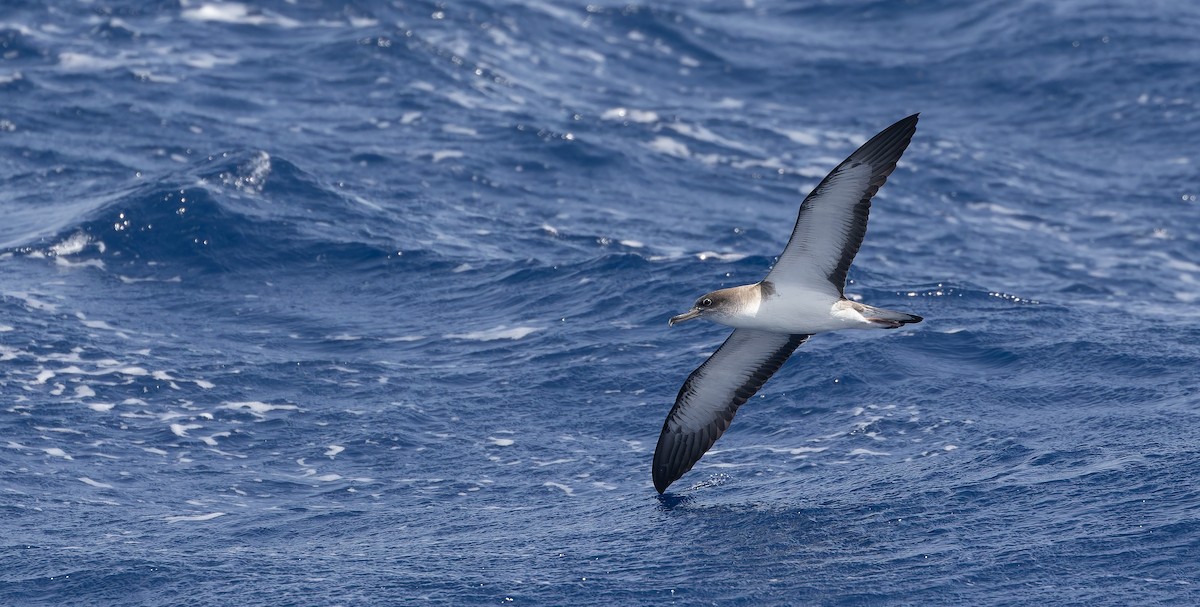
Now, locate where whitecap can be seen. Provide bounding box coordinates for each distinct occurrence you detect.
[58,52,127,71]
[665,122,756,153]
[164,512,226,523]
[170,423,202,437]
[442,124,478,137]
[50,232,92,256]
[220,401,299,415]
[80,318,120,331]
[847,448,890,456]
[43,447,72,459]
[601,107,659,123]
[695,251,746,262]
[782,129,820,146]
[181,3,300,28]
[79,477,114,489]
[543,482,574,496]
[446,326,541,341]
[645,136,690,159]
[5,291,59,312]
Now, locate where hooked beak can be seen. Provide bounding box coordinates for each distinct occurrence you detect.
[669,308,702,326]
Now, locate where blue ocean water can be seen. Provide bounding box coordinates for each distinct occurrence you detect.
[2,0,1199,604]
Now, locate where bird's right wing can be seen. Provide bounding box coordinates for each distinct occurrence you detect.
[653,329,811,493]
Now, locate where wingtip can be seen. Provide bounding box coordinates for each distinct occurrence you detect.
[894,112,920,132]
[883,113,920,137]
[652,454,677,493]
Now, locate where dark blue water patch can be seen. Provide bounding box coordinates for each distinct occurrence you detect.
[0,47,47,87]
[8,156,449,277]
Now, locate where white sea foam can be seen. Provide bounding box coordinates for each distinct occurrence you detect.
[446,326,541,341]
[695,251,747,262]
[221,401,299,416]
[645,136,690,158]
[199,432,230,446]
[178,52,238,69]
[601,107,659,123]
[170,423,201,437]
[5,291,59,312]
[80,318,120,331]
[43,447,72,459]
[543,482,574,496]
[848,448,890,456]
[181,3,300,28]
[58,52,128,71]
[383,335,425,342]
[50,232,92,256]
[665,122,757,153]
[165,512,226,523]
[782,129,820,146]
[442,124,478,137]
[118,275,183,284]
[79,477,114,489]
[533,458,574,467]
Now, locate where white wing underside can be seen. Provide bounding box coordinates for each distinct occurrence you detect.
[652,329,810,492]
[765,114,919,295]
[766,162,872,294]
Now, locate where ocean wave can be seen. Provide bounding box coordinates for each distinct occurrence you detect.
[5,151,424,275]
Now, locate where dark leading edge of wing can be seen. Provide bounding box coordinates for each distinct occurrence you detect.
[653,330,811,493]
[767,113,918,295]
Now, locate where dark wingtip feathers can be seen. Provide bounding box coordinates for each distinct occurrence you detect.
[850,114,919,175]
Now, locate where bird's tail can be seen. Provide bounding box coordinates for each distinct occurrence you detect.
[860,305,923,329]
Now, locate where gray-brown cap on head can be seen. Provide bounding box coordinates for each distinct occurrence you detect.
[669,284,768,326]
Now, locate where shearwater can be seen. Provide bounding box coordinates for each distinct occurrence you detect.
[654,114,923,494]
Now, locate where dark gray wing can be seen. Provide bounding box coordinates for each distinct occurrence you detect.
[765,114,918,295]
[653,329,811,493]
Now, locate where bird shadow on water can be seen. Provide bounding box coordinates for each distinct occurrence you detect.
[653,473,732,511]
[654,492,694,511]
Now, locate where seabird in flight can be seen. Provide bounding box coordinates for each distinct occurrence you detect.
[653,114,923,494]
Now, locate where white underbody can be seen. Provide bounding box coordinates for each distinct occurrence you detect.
[717,286,879,334]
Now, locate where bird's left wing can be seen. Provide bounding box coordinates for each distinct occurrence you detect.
[766,114,917,295]
[653,329,811,493]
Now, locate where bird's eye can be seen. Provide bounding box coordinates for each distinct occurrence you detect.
[701,298,713,307]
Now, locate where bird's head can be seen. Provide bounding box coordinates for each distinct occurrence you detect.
[669,287,744,326]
